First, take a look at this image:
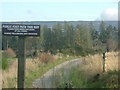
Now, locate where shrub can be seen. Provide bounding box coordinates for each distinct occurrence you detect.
[5,48,16,58]
[38,53,55,64]
[85,48,96,55]
[61,48,75,56]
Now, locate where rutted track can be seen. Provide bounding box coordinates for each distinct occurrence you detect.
[33,58,82,88]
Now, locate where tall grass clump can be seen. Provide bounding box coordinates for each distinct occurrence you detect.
[38,53,56,64]
[58,67,88,88]
[58,52,118,88]
[2,48,16,70]
[70,68,87,88]
[2,57,9,70]
[2,51,76,88]
[2,52,9,70]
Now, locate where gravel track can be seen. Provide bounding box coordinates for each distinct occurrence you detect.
[33,58,82,88]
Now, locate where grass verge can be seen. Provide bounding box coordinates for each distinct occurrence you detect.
[2,55,78,88]
[25,56,78,88]
[58,52,119,88]
[58,69,119,88]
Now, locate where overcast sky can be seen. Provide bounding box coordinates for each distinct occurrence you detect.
[0,0,118,21]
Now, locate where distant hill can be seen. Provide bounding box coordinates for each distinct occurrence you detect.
[0,21,118,31]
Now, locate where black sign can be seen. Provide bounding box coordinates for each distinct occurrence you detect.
[2,24,40,36]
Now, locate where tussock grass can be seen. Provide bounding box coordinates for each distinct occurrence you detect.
[77,54,103,81]
[2,58,41,88]
[2,53,77,88]
[59,52,119,88]
[105,52,118,71]
[2,52,118,88]
[38,53,56,64]
[79,52,118,75]
[2,60,18,88]
[76,52,119,88]
[25,56,76,88]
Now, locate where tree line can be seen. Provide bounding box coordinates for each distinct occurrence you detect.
[2,21,118,56]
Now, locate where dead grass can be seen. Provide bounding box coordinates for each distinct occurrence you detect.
[2,59,39,88]
[38,53,56,64]
[2,60,18,88]
[3,48,16,58]
[79,52,118,78]
[2,52,118,88]
[2,58,43,88]
[79,54,103,78]
[2,53,60,88]
[105,52,118,71]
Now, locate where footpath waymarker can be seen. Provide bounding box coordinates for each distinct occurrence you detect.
[2,24,40,89]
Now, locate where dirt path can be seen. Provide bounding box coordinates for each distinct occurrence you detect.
[33,58,82,88]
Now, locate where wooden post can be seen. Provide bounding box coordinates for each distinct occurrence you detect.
[102,52,106,72]
[17,36,26,89]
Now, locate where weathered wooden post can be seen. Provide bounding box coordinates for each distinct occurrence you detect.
[102,52,106,72]
[18,36,26,88]
[2,24,40,89]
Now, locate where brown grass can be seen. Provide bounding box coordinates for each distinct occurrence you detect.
[2,60,18,88]
[2,53,59,88]
[105,52,118,71]
[38,53,55,64]
[79,54,103,78]
[78,52,118,78]
[2,58,43,88]
[1,52,118,88]
[3,48,16,58]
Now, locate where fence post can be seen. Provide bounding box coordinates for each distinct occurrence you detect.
[102,52,106,72]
